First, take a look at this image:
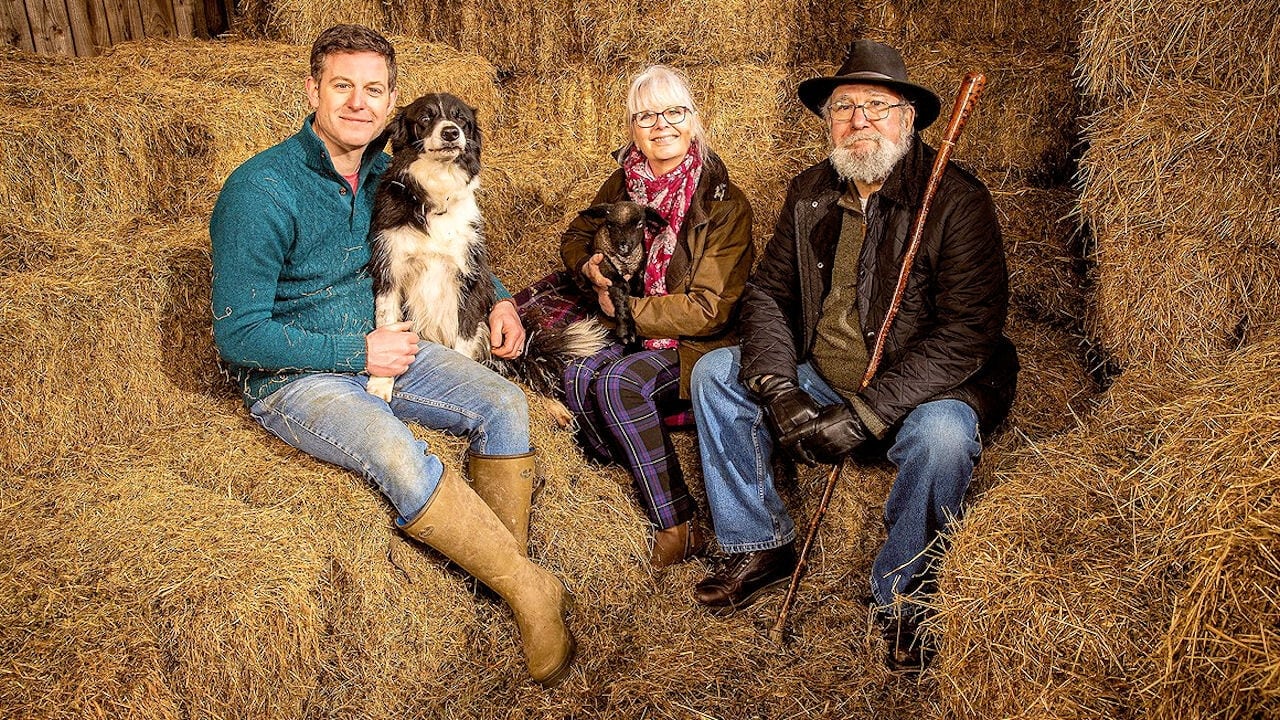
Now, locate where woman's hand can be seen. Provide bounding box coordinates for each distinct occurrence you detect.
[596,286,616,317]
[582,253,613,290]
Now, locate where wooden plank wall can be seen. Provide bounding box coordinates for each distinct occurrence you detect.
[1,0,227,56]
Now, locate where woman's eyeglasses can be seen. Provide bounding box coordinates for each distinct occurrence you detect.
[632,106,691,128]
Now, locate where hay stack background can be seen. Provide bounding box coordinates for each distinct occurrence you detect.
[1077,81,1280,371]
[931,6,1280,717]
[0,38,498,239]
[3,1,1277,718]
[1075,0,1280,373]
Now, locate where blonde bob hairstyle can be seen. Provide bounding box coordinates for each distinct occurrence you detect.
[625,65,709,161]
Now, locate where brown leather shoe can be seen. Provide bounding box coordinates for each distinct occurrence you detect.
[650,520,707,568]
[693,543,797,615]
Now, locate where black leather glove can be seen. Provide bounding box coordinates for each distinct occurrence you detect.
[747,374,821,465]
[798,403,869,465]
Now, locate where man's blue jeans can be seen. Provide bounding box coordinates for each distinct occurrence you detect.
[250,341,530,523]
[691,346,981,606]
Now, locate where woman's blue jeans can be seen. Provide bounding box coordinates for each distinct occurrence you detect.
[690,346,981,606]
[250,341,530,523]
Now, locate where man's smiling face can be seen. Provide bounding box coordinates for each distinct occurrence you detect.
[306,50,397,163]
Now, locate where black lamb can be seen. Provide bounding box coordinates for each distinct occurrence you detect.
[579,201,667,347]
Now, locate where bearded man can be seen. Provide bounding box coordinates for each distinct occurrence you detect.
[687,39,1018,671]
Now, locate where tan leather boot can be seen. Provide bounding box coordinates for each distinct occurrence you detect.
[650,519,708,568]
[468,450,536,555]
[401,468,575,685]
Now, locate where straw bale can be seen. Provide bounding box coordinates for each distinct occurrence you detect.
[1000,308,1097,442]
[935,338,1280,718]
[0,217,142,277]
[102,36,500,129]
[784,42,1081,187]
[480,150,615,290]
[1077,0,1280,101]
[790,0,904,65]
[997,187,1086,326]
[139,406,511,717]
[890,0,1082,53]
[911,43,1080,187]
[0,222,221,474]
[792,0,1081,64]
[93,395,666,716]
[492,63,789,175]
[0,459,325,719]
[234,0,579,75]
[1077,80,1280,371]
[232,0,383,46]
[0,38,497,235]
[575,0,796,67]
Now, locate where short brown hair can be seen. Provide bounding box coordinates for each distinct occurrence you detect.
[309,24,398,91]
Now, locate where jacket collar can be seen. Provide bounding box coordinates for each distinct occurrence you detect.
[872,135,930,210]
[611,143,731,229]
[298,113,390,185]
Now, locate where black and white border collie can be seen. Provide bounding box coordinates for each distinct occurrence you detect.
[366,93,606,403]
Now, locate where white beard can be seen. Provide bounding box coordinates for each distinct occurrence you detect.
[829,124,914,185]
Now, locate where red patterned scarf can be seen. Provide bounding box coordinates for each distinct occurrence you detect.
[621,140,702,350]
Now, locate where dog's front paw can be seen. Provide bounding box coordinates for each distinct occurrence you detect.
[367,375,395,403]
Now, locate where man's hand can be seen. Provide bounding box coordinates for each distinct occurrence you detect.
[366,321,419,377]
[748,374,822,465]
[489,299,526,359]
[797,403,869,465]
[582,253,612,290]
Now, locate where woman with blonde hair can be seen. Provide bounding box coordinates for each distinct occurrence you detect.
[559,65,754,568]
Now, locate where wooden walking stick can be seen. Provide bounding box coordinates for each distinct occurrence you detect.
[769,72,988,646]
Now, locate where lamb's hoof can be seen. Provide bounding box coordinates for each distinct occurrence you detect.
[541,398,575,429]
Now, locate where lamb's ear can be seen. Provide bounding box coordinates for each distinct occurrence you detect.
[643,206,668,230]
[388,110,413,153]
[580,204,612,219]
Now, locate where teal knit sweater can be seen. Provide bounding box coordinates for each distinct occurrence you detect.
[210,116,508,406]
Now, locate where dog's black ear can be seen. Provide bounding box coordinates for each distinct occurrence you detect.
[643,206,668,230]
[369,125,392,156]
[463,105,482,175]
[468,105,481,159]
[581,204,612,219]
[388,110,415,153]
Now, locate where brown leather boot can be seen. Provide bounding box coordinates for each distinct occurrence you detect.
[649,520,707,568]
[401,468,575,685]
[693,543,797,615]
[468,450,536,555]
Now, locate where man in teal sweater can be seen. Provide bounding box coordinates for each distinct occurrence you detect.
[209,24,575,686]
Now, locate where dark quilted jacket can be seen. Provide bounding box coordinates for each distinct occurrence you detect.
[738,139,1018,436]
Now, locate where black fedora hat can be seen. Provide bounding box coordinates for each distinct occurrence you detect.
[798,39,941,130]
